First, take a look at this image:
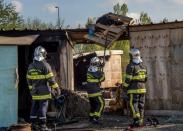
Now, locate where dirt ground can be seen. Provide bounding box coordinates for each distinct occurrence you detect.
[52,114,183,131]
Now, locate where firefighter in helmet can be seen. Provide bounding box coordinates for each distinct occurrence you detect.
[27,46,61,131]
[123,48,148,127]
[86,56,105,124]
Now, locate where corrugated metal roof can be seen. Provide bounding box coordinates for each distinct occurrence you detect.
[0,35,39,45]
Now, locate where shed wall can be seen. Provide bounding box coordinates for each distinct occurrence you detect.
[130,28,183,110]
[0,46,18,127]
[59,40,74,90]
[101,52,122,88]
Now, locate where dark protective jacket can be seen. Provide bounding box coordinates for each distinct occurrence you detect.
[27,60,59,100]
[123,62,147,94]
[86,70,105,97]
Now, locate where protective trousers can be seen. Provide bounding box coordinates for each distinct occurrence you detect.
[129,94,145,122]
[30,100,49,125]
[89,95,105,120]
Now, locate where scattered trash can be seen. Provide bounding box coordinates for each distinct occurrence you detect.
[145,117,159,127]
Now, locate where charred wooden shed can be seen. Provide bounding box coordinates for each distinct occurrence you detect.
[73,50,123,90]
[0,29,74,127]
[1,20,183,127]
[130,21,183,113]
[69,21,183,114]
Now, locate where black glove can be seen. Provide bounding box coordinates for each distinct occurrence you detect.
[52,88,61,98]
[56,87,61,97]
[121,88,129,101]
[115,82,122,87]
[100,62,105,68]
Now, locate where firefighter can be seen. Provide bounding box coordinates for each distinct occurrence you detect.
[123,48,148,127]
[27,46,61,131]
[86,56,105,124]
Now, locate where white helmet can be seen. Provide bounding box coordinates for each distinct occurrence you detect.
[90,57,101,67]
[88,57,101,72]
[34,46,47,61]
[130,48,142,64]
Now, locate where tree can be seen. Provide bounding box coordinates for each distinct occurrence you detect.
[0,0,23,30]
[139,11,152,25]
[21,17,56,29]
[77,23,81,29]
[162,17,168,23]
[121,3,128,16]
[85,17,96,28]
[113,3,128,16]
[113,3,121,15]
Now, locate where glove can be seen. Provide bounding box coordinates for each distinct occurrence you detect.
[100,62,105,68]
[52,87,61,98]
[55,87,61,97]
[121,88,128,101]
[115,82,122,88]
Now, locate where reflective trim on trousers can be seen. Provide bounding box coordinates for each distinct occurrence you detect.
[97,96,105,117]
[89,96,104,117]
[39,116,46,119]
[128,88,146,94]
[88,92,102,97]
[129,94,140,118]
[30,116,37,119]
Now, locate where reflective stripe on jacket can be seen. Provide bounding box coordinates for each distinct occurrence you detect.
[86,70,105,97]
[26,60,59,100]
[123,62,147,94]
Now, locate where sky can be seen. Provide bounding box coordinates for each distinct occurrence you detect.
[5,0,183,28]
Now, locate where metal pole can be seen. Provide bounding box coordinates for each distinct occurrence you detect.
[55,6,60,28]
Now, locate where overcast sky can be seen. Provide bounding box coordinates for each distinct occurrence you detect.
[5,0,183,28]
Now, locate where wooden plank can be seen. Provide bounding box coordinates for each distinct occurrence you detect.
[67,42,74,90]
[0,35,39,45]
[59,40,74,90]
[96,23,123,34]
[84,28,126,47]
[84,35,107,45]
[107,13,133,24]
[94,33,114,41]
[59,40,68,89]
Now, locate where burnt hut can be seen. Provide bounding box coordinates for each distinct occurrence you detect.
[70,21,183,115]
[0,30,74,127]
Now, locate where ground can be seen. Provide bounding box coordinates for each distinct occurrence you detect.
[51,114,183,131]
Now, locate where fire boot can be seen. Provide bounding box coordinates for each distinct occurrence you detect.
[30,118,40,131]
[129,118,140,128]
[31,123,40,131]
[91,117,102,125]
[39,119,51,131]
[39,124,51,131]
[138,118,144,127]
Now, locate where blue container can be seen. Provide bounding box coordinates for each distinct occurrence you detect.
[88,24,95,37]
